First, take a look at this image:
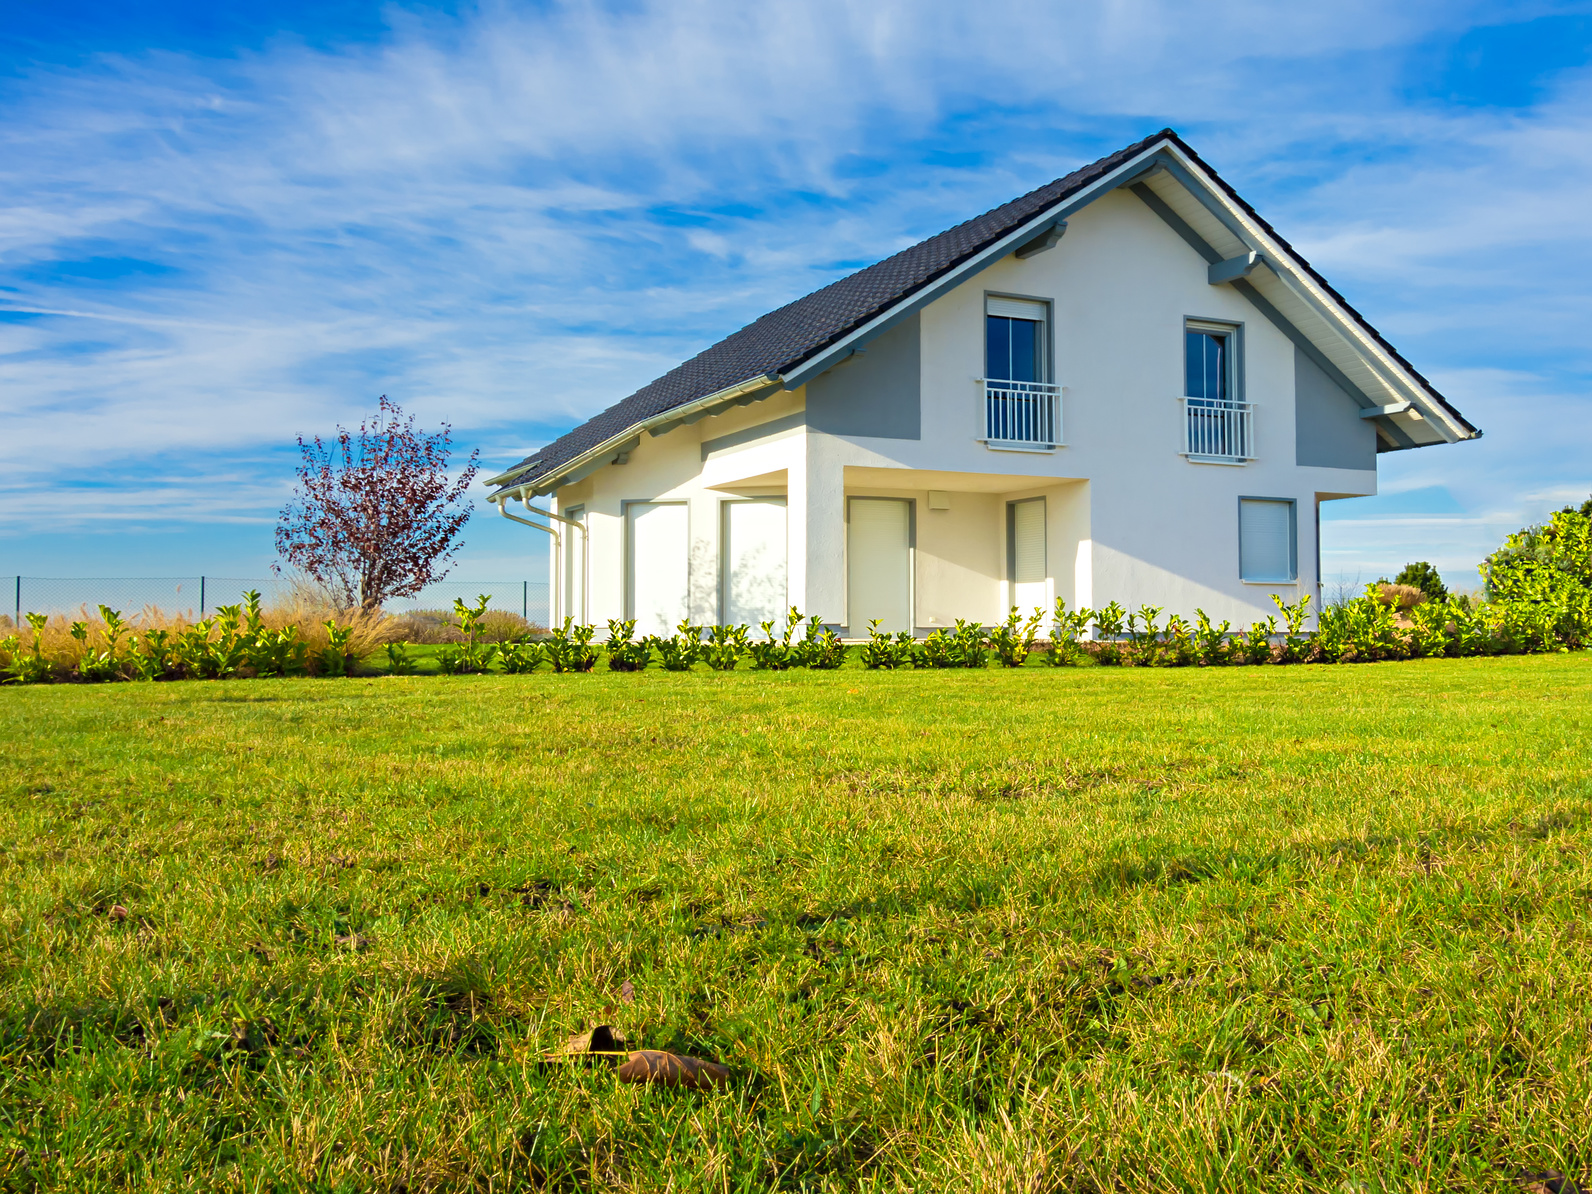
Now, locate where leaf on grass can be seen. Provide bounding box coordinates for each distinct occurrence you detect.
[549,1024,627,1060]
[108,905,129,921]
[334,933,369,950]
[619,979,635,1005]
[617,1049,730,1090]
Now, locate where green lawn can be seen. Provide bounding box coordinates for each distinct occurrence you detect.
[2,657,1590,1192]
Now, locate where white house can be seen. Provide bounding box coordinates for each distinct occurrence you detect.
[486,129,1478,637]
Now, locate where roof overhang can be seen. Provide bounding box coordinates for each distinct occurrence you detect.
[1119,146,1477,449]
[485,372,781,498]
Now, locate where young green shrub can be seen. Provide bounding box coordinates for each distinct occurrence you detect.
[130,628,177,681]
[701,624,751,671]
[2,613,52,684]
[70,605,132,682]
[1092,601,1127,666]
[1446,600,1494,656]
[497,638,545,674]
[248,626,310,677]
[988,607,1042,667]
[912,629,957,669]
[1045,599,1092,666]
[1312,603,1354,663]
[435,595,499,675]
[649,620,701,672]
[749,608,802,670]
[1126,605,1163,666]
[546,617,599,673]
[792,614,846,669]
[1271,594,1313,663]
[176,603,248,679]
[946,619,988,668]
[1240,616,1278,664]
[604,619,652,672]
[1406,600,1451,659]
[860,620,914,669]
[1193,609,1232,666]
[385,642,419,675]
[319,621,357,677]
[1161,613,1196,666]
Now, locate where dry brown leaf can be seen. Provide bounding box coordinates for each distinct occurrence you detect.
[617,1049,730,1090]
[108,905,129,922]
[619,979,636,1004]
[548,1024,626,1059]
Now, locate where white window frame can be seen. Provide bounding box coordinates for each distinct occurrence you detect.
[1183,317,1254,465]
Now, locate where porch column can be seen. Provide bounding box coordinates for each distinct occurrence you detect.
[801,434,846,625]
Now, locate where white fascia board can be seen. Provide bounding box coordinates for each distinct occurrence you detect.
[778,141,1176,391]
[484,373,781,494]
[1151,146,1473,444]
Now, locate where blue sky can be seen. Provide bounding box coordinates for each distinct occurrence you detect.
[2,1,1591,593]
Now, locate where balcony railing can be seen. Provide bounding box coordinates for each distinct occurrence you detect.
[981,379,1062,448]
[1183,397,1254,462]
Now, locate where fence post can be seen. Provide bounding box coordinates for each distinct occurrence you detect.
[200,576,205,618]
[13,576,19,630]
[523,580,528,621]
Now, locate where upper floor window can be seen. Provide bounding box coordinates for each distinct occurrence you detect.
[986,296,1047,382]
[1185,324,1230,401]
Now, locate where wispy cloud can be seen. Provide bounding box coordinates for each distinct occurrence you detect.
[1,0,1589,584]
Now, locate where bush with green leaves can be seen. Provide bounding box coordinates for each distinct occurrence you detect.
[1045,599,1091,666]
[603,620,651,672]
[545,617,598,673]
[2,614,52,685]
[749,608,804,671]
[497,639,545,674]
[701,624,750,671]
[988,607,1043,667]
[860,620,914,669]
[384,642,418,676]
[790,614,846,670]
[1091,601,1127,666]
[1192,610,1232,666]
[649,621,702,672]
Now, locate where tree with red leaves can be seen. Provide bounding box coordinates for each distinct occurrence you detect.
[275,396,481,611]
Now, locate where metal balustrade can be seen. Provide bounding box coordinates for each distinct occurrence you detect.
[981,379,1062,448]
[1183,397,1254,462]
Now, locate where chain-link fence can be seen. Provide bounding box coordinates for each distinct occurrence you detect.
[0,576,549,629]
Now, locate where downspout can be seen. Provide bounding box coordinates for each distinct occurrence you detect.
[489,488,590,625]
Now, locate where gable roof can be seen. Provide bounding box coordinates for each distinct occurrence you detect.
[488,129,1476,497]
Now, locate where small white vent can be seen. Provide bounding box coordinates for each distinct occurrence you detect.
[986,296,1047,321]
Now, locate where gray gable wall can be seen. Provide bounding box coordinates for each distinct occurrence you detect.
[1295,346,1375,471]
[805,314,921,440]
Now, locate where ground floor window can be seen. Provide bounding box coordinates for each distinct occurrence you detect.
[625,501,689,636]
[847,497,912,633]
[721,498,787,632]
[1007,497,1047,612]
[1239,498,1296,583]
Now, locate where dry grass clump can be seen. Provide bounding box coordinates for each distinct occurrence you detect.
[1376,582,1427,610]
[388,608,537,644]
